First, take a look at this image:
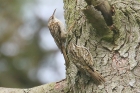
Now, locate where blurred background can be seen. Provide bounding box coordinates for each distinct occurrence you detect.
[0,0,65,88]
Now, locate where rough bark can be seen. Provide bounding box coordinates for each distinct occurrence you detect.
[1,0,140,93]
[64,0,140,93]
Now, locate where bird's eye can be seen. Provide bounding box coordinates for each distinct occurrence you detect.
[51,16,54,19]
[52,16,54,19]
[48,17,52,20]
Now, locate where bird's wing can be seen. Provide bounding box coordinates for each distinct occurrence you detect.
[50,22,63,52]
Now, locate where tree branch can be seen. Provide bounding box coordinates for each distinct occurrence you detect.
[0,80,68,93]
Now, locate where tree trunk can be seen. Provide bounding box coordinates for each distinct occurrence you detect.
[64,0,140,93]
[1,0,140,93]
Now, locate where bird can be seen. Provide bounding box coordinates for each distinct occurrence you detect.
[47,9,67,52]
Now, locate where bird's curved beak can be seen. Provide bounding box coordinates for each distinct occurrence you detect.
[52,9,56,19]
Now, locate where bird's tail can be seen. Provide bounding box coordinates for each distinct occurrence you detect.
[89,70,105,85]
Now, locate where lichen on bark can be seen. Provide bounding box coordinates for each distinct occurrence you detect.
[64,0,140,93]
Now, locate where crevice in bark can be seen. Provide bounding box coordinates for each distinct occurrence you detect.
[83,6,114,42]
[84,40,87,47]
[94,1,114,26]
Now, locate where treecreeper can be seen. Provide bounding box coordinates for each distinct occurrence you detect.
[48,9,67,52]
[47,9,69,67]
[47,9,105,85]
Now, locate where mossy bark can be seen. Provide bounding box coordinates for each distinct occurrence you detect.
[64,0,140,93]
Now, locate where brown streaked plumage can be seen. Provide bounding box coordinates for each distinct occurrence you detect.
[47,9,67,52]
